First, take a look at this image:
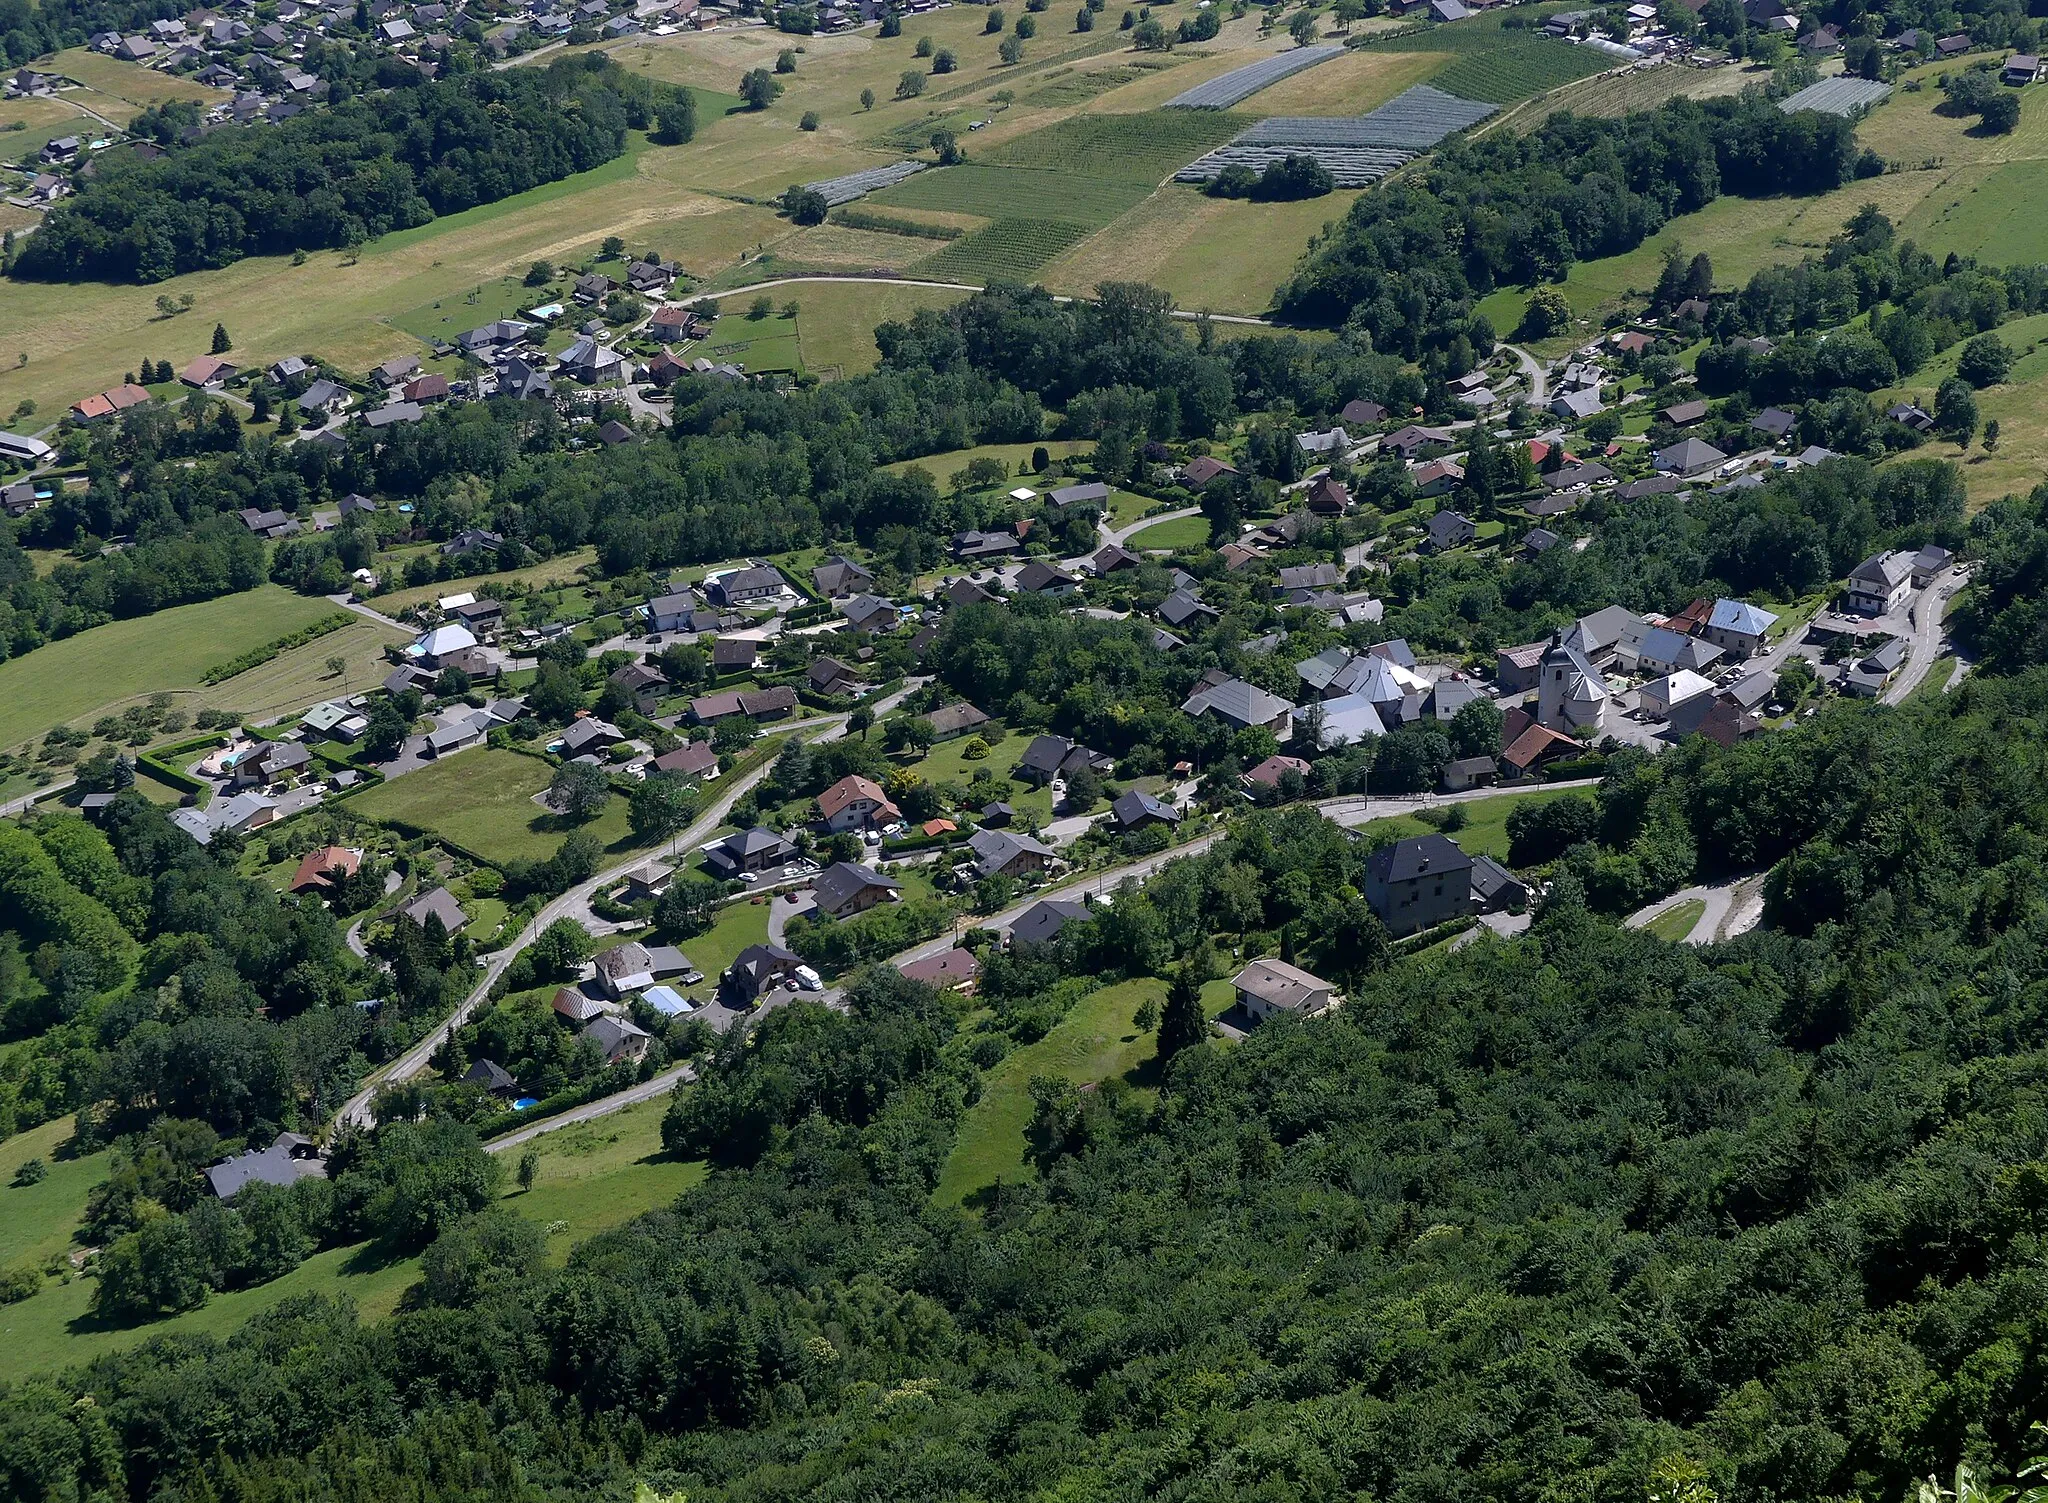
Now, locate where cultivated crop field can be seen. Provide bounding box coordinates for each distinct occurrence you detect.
[0,585,390,752]
[978,109,1251,182]
[915,218,1098,282]
[47,48,226,107]
[872,162,1151,224]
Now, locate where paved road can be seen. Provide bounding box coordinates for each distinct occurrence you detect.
[0,776,73,818]
[1882,564,1965,706]
[1502,345,1547,408]
[328,593,412,633]
[891,779,1603,968]
[482,1064,696,1153]
[331,680,924,1131]
[1625,874,1767,945]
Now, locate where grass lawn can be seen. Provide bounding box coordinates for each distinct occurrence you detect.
[499,1094,705,1261]
[48,48,228,107]
[0,94,100,157]
[894,728,1055,825]
[1125,513,1210,550]
[1353,784,1585,864]
[695,309,803,372]
[0,1117,111,1275]
[371,546,601,617]
[711,281,971,378]
[1876,309,2048,506]
[935,975,1236,1205]
[881,438,1092,480]
[348,747,653,867]
[1041,185,1362,318]
[1642,898,1705,944]
[0,1097,703,1381]
[672,897,771,985]
[0,585,389,753]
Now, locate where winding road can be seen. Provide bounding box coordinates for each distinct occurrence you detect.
[1625,874,1767,946]
[1881,563,1965,707]
[331,682,923,1131]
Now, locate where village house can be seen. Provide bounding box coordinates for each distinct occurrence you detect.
[1180,677,1295,740]
[968,828,1055,880]
[818,774,900,833]
[1847,551,1914,615]
[811,861,901,919]
[1363,834,1475,937]
[1233,958,1339,1024]
[704,827,796,879]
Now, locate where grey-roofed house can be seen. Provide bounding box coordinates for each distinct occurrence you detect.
[724,942,802,1001]
[1180,677,1296,740]
[1363,833,1475,937]
[1910,544,1953,587]
[400,885,467,933]
[1441,754,1498,792]
[1618,475,1684,501]
[1702,598,1778,658]
[206,1133,326,1199]
[1111,788,1181,831]
[811,861,902,919]
[1275,562,1342,597]
[645,591,697,633]
[707,563,788,606]
[1048,481,1110,509]
[1009,898,1091,949]
[557,717,624,757]
[837,592,900,632]
[1425,510,1477,552]
[927,701,990,740]
[808,656,862,696]
[1550,388,1603,421]
[593,940,695,998]
[1016,561,1078,597]
[1634,626,1723,677]
[463,1058,518,1094]
[1654,437,1728,476]
[704,826,795,879]
[1470,853,1529,913]
[1158,588,1219,629]
[582,1014,652,1065]
[1661,399,1708,426]
[1233,958,1338,1024]
[1751,406,1797,440]
[968,828,1055,880]
[1847,550,1914,615]
[812,554,874,598]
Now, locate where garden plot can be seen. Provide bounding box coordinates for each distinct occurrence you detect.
[1330,84,1498,148]
[1164,45,1344,109]
[1778,77,1891,117]
[1175,139,1413,187]
[1174,86,1495,186]
[802,160,929,206]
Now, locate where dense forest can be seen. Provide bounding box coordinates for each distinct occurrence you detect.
[1277,94,1868,340]
[13,664,2048,1499]
[13,56,656,282]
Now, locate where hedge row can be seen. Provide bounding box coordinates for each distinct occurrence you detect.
[200,612,354,684]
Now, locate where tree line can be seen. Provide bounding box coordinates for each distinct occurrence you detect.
[13,56,660,282]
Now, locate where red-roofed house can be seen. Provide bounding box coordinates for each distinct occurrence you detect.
[817,774,900,833]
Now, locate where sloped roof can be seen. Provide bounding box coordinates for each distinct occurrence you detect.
[1709,598,1778,635]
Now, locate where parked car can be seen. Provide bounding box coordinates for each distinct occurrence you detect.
[794,965,823,992]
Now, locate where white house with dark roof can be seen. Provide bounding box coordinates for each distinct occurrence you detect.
[1847,551,1914,615]
[1233,958,1338,1023]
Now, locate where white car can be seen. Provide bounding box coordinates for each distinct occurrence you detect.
[794,965,823,992]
